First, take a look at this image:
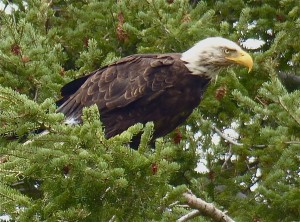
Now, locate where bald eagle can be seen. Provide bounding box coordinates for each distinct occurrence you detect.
[57,37,253,148]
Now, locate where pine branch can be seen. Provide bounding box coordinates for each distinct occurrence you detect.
[181,192,235,222]
[143,0,181,44]
[0,184,31,206]
[278,97,300,126]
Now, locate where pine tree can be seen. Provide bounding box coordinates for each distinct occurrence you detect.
[1,0,299,221]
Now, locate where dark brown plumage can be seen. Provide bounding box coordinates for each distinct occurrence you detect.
[57,54,209,144]
[56,37,253,148]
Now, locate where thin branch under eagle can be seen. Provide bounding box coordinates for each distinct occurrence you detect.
[55,37,253,148]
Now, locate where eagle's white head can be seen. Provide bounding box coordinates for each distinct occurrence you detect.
[181,37,253,78]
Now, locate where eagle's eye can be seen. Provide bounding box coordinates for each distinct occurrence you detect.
[223,48,231,54]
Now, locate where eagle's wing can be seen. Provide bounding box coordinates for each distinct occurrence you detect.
[57,54,183,121]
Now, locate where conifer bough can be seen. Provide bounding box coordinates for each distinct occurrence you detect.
[56,37,253,148]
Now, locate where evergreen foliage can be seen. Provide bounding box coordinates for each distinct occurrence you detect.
[0,0,299,221]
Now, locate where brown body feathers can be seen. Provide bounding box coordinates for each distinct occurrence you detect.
[57,54,210,147]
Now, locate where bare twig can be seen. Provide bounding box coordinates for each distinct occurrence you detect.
[34,87,39,102]
[3,0,8,12]
[23,130,49,145]
[221,144,233,170]
[100,187,111,201]
[211,125,243,146]
[177,209,201,222]
[181,192,235,222]
[0,169,22,175]
[176,205,190,208]
[108,215,116,222]
[168,201,180,208]
[211,125,267,149]
[285,141,300,144]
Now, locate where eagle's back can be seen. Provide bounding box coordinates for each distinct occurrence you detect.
[57,53,211,144]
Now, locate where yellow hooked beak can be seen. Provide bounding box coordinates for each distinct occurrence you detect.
[226,50,253,73]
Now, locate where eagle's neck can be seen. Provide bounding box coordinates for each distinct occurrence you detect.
[180,44,222,79]
[181,59,220,79]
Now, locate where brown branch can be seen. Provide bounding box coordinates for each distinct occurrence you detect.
[181,192,235,222]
